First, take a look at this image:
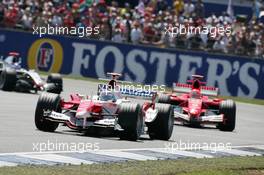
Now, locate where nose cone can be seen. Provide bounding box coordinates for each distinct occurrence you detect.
[189,109,199,115]
[188,98,202,117]
[76,100,102,118]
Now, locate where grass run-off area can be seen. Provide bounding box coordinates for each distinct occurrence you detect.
[0,156,264,175]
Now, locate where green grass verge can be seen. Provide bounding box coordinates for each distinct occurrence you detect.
[40,72,264,106]
[220,96,264,106]
[0,156,264,175]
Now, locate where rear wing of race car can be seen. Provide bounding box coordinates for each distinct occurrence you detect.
[98,78,133,85]
[172,83,219,97]
[97,84,156,99]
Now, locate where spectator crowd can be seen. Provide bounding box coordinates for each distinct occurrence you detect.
[0,0,264,58]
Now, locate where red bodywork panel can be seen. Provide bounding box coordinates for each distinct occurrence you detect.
[61,94,83,109]
[77,101,103,115]
[61,94,119,118]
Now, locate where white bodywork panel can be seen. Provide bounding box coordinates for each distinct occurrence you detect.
[19,69,45,86]
[94,118,116,126]
[200,114,224,122]
[48,111,70,121]
[145,108,158,123]
[76,110,92,119]
[174,111,224,123]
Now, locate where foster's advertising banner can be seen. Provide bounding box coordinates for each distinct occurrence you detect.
[0,28,264,99]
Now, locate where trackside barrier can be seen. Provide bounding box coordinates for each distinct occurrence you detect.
[0,28,264,99]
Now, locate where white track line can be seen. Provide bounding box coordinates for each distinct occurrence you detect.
[20,154,94,165]
[218,149,262,156]
[0,161,17,167]
[232,145,264,149]
[253,145,264,150]
[92,150,158,161]
[1,145,264,156]
[150,148,214,158]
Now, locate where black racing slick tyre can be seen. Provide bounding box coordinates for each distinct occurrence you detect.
[218,100,236,132]
[35,92,61,132]
[0,64,16,91]
[46,73,63,94]
[15,79,32,93]
[147,103,174,140]
[158,93,171,104]
[117,103,143,141]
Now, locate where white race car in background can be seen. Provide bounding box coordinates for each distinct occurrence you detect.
[0,52,63,94]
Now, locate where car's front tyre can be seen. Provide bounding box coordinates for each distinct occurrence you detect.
[147,103,174,140]
[0,64,16,91]
[35,92,61,132]
[117,103,143,141]
[46,73,63,94]
[158,93,171,104]
[218,99,236,132]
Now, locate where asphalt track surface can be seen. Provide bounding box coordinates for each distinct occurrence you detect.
[0,78,263,153]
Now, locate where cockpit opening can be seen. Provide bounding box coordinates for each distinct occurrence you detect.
[190,90,201,99]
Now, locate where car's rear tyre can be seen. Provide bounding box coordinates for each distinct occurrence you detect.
[158,94,171,104]
[15,79,32,93]
[46,73,63,94]
[0,65,16,91]
[218,100,236,132]
[147,103,174,140]
[35,92,61,132]
[118,103,143,141]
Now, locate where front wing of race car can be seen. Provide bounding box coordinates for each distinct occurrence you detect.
[44,109,119,129]
[174,110,224,123]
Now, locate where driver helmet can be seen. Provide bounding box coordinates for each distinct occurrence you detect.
[8,52,20,64]
[99,91,116,101]
[191,89,201,99]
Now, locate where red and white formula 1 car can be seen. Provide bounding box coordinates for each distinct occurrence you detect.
[34,75,174,141]
[158,75,236,131]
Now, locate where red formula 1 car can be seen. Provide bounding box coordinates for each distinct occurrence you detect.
[158,75,236,132]
[34,77,174,141]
